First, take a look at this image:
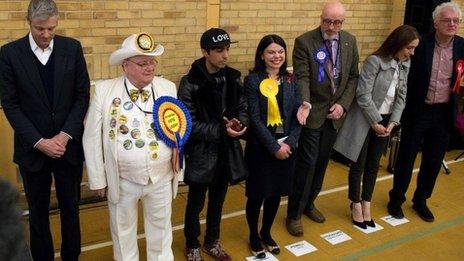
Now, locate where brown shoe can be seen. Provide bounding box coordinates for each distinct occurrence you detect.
[286,217,303,237]
[303,207,326,223]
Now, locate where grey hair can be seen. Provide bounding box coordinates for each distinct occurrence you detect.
[27,0,58,22]
[432,2,462,21]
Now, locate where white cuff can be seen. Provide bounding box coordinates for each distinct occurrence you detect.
[33,138,44,148]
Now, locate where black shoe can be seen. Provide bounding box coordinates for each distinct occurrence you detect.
[412,204,434,222]
[249,245,266,259]
[249,237,266,259]
[387,201,404,219]
[260,233,280,255]
[350,203,367,229]
[364,219,376,228]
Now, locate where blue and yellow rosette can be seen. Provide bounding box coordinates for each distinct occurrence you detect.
[153,96,192,169]
[259,78,282,127]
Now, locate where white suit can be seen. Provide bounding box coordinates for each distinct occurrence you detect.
[83,75,183,261]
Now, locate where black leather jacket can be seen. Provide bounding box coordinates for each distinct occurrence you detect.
[178,57,248,184]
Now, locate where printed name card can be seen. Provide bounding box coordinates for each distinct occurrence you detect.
[320,230,352,245]
[285,240,317,257]
[381,215,410,226]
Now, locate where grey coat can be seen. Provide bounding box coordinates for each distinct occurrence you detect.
[333,55,410,161]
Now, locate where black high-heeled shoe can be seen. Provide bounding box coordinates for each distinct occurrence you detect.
[249,244,266,259]
[364,219,376,228]
[260,233,280,255]
[350,202,367,229]
[250,236,266,259]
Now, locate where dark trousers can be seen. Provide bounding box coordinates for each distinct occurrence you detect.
[348,115,390,202]
[184,167,229,249]
[20,158,82,261]
[287,120,337,219]
[389,104,451,206]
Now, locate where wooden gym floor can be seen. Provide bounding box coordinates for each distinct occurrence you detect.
[24,150,464,260]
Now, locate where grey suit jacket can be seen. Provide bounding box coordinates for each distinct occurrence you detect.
[334,55,410,161]
[292,27,359,129]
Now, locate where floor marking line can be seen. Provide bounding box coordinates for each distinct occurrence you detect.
[55,157,463,256]
[340,215,464,261]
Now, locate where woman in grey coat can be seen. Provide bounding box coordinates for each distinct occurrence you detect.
[334,25,419,229]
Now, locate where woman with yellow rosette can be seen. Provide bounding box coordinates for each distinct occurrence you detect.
[244,34,302,259]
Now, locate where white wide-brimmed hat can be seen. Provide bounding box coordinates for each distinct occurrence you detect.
[109,32,164,66]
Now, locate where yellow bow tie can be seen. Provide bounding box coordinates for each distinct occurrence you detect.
[129,89,151,103]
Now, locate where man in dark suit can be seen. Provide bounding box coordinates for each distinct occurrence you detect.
[388,2,464,222]
[0,0,90,260]
[286,0,359,236]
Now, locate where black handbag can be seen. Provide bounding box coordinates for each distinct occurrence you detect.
[225,139,248,185]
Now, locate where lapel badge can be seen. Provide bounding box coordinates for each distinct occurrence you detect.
[119,124,129,135]
[109,129,115,140]
[123,101,133,111]
[135,139,145,148]
[149,140,159,151]
[110,118,117,128]
[123,139,133,150]
[131,128,141,139]
[112,97,121,107]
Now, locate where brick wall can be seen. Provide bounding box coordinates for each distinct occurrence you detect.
[220,0,395,75]
[1,0,464,85]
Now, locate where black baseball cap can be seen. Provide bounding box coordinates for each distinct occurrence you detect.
[200,28,238,49]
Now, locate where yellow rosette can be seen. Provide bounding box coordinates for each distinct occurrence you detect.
[259,78,282,126]
[153,96,192,169]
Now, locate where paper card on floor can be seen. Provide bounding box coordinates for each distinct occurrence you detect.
[245,253,279,261]
[353,222,384,234]
[285,240,317,257]
[381,215,410,226]
[320,230,352,245]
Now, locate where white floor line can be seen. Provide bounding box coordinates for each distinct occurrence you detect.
[55,157,464,256]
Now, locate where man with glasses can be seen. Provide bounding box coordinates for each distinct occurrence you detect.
[286,0,359,236]
[388,2,464,222]
[83,33,181,260]
[0,0,89,259]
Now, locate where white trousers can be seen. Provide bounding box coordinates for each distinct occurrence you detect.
[108,178,173,261]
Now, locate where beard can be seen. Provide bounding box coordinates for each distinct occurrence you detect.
[323,31,338,40]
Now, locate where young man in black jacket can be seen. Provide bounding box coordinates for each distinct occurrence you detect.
[178,28,248,261]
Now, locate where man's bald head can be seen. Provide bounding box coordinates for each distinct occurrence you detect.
[322,1,346,19]
[320,1,346,39]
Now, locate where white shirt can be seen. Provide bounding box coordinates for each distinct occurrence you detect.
[29,32,54,65]
[378,60,400,114]
[116,79,172,186]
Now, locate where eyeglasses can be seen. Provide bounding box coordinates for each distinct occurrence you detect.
[126,59,158,69]
[322,18,344,27]
[439,18,461,25]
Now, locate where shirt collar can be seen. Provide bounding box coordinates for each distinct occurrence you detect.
[434,35,454,48]
[28,32,54,52]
